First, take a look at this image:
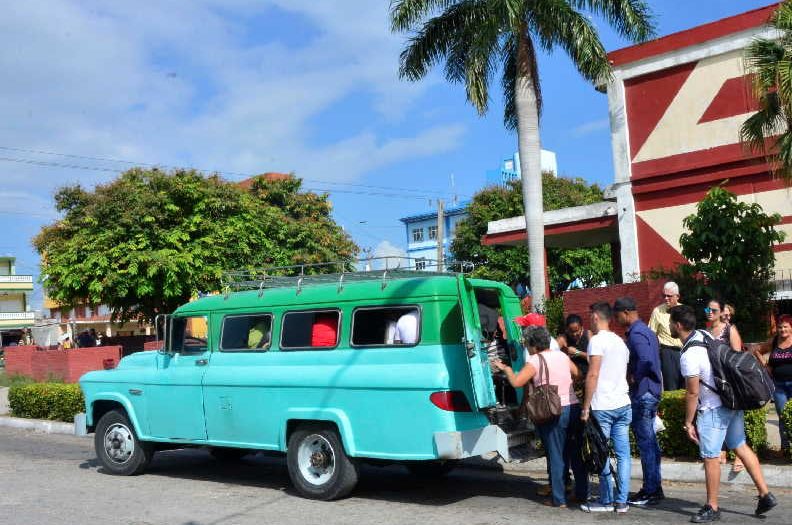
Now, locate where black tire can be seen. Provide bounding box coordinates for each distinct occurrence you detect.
[405,460,457,478]
[286,424,358,500]
[94,409,153,476]
[210,447,250,462]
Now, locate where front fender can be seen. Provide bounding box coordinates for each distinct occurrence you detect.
[86,392,147,437]
[281,408,356,456]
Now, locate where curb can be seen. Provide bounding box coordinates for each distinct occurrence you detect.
[0,415,82,437]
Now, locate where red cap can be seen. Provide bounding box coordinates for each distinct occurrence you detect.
[513,313,546,327]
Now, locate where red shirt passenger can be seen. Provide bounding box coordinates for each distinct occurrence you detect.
[311,313,338,347]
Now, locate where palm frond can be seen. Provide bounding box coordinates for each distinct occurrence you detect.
[389,0,460,32]
[571,0,656,42]
[772,0,792,33]
[530,0,611,84]
[397,0,489,81]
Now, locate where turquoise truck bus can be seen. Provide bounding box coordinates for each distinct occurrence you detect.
[79,266,530,500]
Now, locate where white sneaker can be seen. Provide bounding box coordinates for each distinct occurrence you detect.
[581,502,614,513]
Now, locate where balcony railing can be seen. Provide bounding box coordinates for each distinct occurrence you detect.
[0,312,35,320]
[0,275,33,284]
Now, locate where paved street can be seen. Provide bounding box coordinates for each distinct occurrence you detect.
[0,427,789,525]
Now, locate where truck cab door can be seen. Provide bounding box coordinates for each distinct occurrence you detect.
[456,275,497,409]
[146,315,210,441]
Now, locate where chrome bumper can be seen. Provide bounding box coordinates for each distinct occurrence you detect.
[433,425,531,461]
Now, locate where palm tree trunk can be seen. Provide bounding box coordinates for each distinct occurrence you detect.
[515,32,546,310]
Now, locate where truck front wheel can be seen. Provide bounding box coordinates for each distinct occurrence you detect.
[94,409,153,476]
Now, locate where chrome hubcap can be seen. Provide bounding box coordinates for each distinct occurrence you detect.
[297,434,335,485]
[104,422,135,464]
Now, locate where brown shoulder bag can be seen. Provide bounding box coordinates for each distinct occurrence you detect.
[521,353,562,425]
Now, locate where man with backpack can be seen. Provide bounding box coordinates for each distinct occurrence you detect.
[670,305,777,523]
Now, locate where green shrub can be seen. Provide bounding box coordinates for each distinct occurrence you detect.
[656,390,701,458]
[8,383,85,422]
[781,401,792,457]
[744,406,768,454]
[541,295,565,337]
[655,390,769,458]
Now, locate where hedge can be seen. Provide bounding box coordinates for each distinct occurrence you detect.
[649,390,768,458]
[782,401,792,457]
[8,383,85,422]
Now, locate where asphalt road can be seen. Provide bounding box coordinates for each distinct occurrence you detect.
[0,427,788,525]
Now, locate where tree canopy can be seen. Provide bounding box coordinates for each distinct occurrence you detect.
[34,169,358,321]
[674,185,785,340]
[450,174,613,292]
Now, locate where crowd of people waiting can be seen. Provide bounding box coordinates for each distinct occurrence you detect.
[491,281,785,523]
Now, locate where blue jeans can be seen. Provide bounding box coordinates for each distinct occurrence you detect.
[537,404,589,505]
[631,392,662,494]
[773,380,792,450]
[593,404,632,505]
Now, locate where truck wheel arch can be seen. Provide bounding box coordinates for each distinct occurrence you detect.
[282,409,356,456]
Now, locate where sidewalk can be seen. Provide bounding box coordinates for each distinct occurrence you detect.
[468,451,792,488]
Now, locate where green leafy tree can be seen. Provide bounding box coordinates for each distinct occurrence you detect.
[451,174,613,292]
[391,0,654,308]
[741,0,792,185]
[677,186,785,340]
[34,169,358,322]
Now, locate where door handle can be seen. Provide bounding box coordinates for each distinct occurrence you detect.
[195,359,208,366]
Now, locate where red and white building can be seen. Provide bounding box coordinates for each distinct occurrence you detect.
[484,3,792,298]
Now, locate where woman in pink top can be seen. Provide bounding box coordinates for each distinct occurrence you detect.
[494,326,588,507]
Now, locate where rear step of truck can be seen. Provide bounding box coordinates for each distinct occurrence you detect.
[503,429,542,462]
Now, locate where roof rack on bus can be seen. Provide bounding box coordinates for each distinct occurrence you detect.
[220,257,475,297]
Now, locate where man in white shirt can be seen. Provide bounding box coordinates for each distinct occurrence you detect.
[395,309,419,344]
[580,302,632,514]
[671,305,776,523]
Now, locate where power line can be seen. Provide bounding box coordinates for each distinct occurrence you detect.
[0,145,465,198]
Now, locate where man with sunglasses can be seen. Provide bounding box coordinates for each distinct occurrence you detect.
[649,282,685,391]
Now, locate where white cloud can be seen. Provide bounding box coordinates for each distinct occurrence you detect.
[368,240,408,270]
[0,0,464,198]
[570,118,610,137]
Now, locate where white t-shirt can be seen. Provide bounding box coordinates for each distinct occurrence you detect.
[395,311,419,344]
[587,330,631,411]
[524,336,560,361]
[680,330,722,410]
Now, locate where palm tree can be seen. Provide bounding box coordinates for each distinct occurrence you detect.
[741,0,792,185]
[390,0,654,308]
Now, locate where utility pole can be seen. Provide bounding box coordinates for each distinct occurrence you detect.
[361,247,373,272]
[436,199,444,272]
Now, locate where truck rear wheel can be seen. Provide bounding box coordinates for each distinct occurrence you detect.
[287,425,358,500]
[94,409,153,476]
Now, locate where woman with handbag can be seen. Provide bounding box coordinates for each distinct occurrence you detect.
[494,326,588,507]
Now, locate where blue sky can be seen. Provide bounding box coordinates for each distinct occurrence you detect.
[0,0,776,309]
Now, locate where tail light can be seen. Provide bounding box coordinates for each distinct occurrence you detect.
[430,391,472,412]
[102,358,116,370]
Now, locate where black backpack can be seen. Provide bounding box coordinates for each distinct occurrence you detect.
[687,331,775,410]
[580,416,618,484]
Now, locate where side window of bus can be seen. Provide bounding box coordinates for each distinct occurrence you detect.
[170,316,209,353]
[220,314,272,352]
[280,310,340,350]
[351,306,420,347]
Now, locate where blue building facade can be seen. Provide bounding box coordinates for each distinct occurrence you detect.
[485,151,557,186]
[399,201,470,270]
